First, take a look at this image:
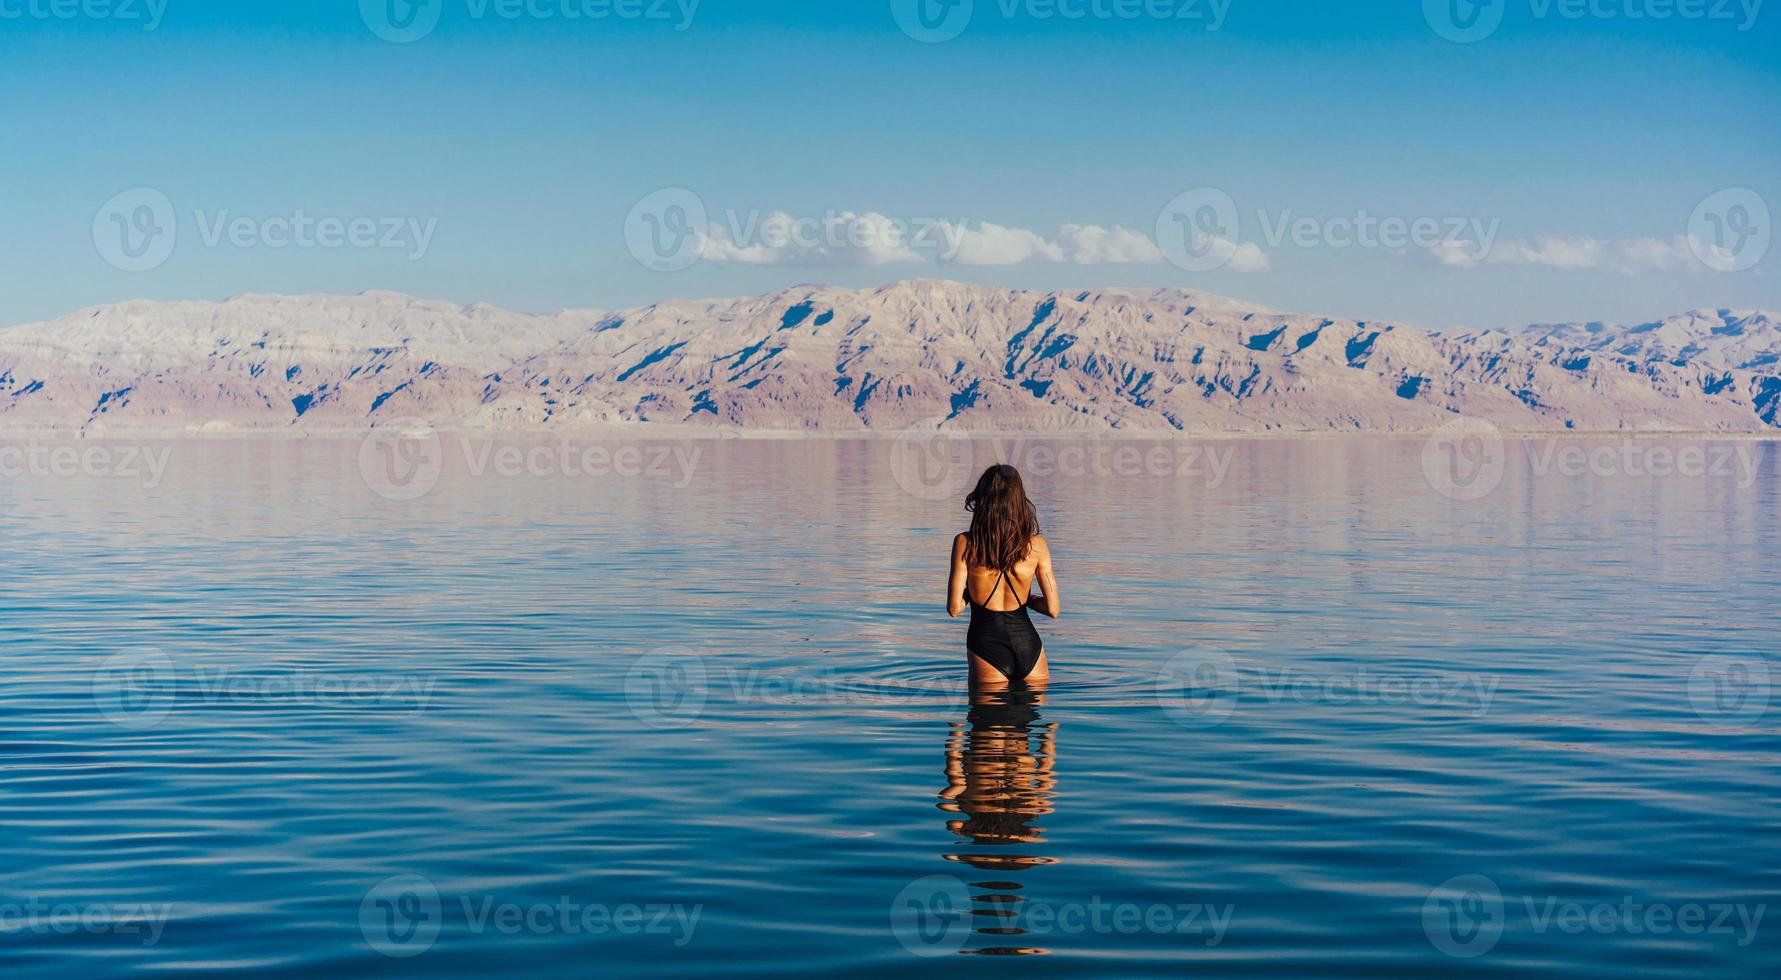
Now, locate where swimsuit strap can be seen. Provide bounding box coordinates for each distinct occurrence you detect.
[971,568,1025,609]
[967,567,999,608]
[987,569,1007,606]
[962,534,1029,609]
[968,563,1011,609]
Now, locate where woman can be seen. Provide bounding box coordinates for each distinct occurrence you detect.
[947,465,1060,686]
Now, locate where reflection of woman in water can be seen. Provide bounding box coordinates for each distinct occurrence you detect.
[947,466,1060,688]
[938,687,1059,954]
[940,689,1059,860]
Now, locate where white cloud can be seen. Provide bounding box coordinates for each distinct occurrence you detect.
[1055,224,1165,265]
[1489,236,1606,269]
[1430,234,1700,274]
[699,211,923,267]
[932,220,1270,270]
[700,211,1271,272]
[1429,241,1483,269]
[1685,233,1745,273]
[1614,236,1691,272]
[934,221,1063,265]
[1222,239,1273,273]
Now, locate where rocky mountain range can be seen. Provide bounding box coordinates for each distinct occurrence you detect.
[0,280,1776,434]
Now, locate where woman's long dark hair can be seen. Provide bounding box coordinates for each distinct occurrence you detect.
[964,465,1039,574]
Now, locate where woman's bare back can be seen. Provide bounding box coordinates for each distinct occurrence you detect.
[963,546,1041,612]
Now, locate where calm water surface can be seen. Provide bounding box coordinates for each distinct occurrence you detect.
[1,435,1777,977]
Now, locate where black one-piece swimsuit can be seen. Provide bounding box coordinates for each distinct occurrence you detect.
[966,566,1045,682]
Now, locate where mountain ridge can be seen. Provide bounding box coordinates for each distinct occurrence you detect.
[1,280,1777,434]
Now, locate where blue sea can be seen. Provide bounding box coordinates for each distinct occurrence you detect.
[1,434,1776,977]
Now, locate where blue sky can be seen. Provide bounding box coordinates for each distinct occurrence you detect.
[2,0,1777,328]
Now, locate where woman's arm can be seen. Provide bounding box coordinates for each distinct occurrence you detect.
[1030,535,1061,618]
[947,533,970,618]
